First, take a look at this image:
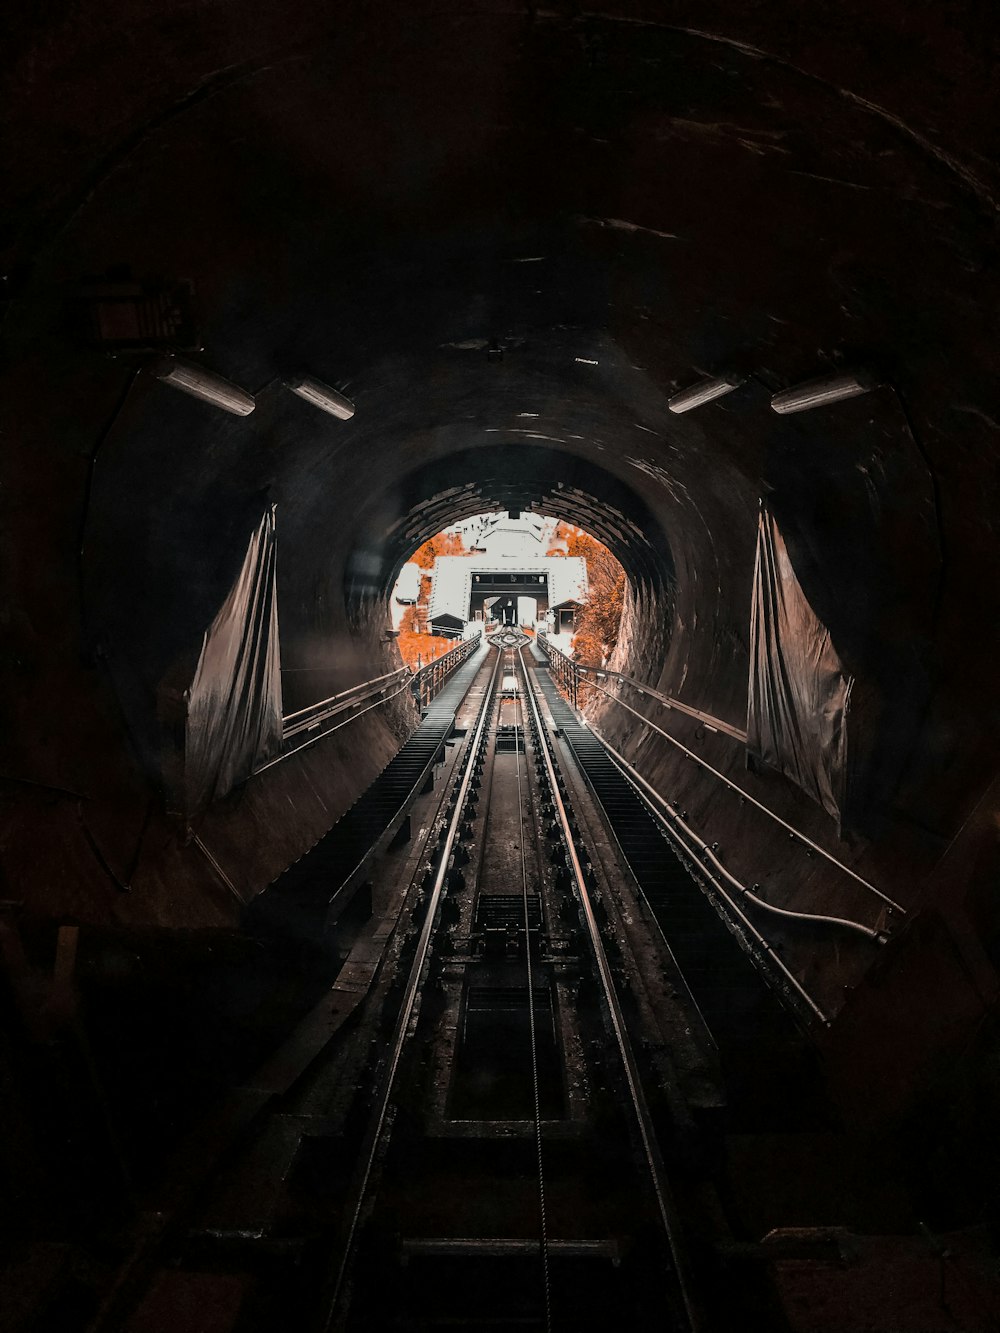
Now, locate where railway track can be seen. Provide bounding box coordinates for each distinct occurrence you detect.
[528,660,832,1134]
[316,644,699,1331]
[90,636,843,1332]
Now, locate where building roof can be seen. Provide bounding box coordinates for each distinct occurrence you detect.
[393,561,422,602]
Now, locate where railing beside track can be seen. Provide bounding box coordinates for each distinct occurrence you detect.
[253,633,484,777]
[538,634,903,919]
[283,632,482,740]
[282,668,409,740]
[539,633,746,741]
[411,633,483,711]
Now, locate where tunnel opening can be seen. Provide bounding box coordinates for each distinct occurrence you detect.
[344,442,677,742]
[390,511,628,675]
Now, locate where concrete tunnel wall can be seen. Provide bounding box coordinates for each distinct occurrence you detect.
[5,1,1000,1128]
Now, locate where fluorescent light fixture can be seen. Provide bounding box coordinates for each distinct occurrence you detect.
[667,373,744,414]
[150,356,255,415]
[284,376,355,420]
[770,370,878,414]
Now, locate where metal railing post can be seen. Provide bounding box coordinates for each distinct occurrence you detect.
[412,629,482,710]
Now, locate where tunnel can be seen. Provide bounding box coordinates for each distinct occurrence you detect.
[5,4,1000,1329]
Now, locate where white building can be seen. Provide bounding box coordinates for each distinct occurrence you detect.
[427,553,588,636]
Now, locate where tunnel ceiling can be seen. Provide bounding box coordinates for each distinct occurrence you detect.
[5,2,1000,832]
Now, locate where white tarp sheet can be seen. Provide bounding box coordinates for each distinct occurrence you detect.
[748,505,852,820]
[184,508,283,810]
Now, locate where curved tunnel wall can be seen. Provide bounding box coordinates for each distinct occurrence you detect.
[5,5,1000,1115]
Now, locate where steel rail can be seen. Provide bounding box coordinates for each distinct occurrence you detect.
[519,651,705,1333]
[320,647,504,1333]
[579,676,905,917]
[512,655,552,1333]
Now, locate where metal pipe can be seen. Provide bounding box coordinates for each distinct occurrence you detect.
[540,635,745,741]
[579,676,904,916]
[536,662,832,1025]
[671,846,834,1028]
[598,735,883,942]
[596,738,832,1023]
[283,670,406,727]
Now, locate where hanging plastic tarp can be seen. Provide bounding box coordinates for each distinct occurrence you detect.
[183,507,283,811]
[747,505,852,821]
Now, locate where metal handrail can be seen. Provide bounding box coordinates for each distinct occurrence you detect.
[538,635,905,917]
[281,632,483,740]
[255,676,418,777]
[411,632,483,711]
[597,734,884,943]
[283,670,408,738]
[539,634,746,741]
[284,669,407,724]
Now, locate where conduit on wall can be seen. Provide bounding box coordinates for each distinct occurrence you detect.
[182,507,283,813]
[747,504,852,822]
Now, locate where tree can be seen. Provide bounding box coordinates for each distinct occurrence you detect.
[396,528,469,669]
[546,520,576,557]
[397,603,451,669]
[410,530,466,569]
[563,528,625,668]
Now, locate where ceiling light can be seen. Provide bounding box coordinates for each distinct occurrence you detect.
[284,376,355,420]
[667,373,744,413]
[770,370,878,414]
[150,356,255,415]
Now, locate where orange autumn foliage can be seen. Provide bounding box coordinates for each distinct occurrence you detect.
[548,523,625,668]
[396,528,469,669]
[410,531,467,569]
[397,605,454,671]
